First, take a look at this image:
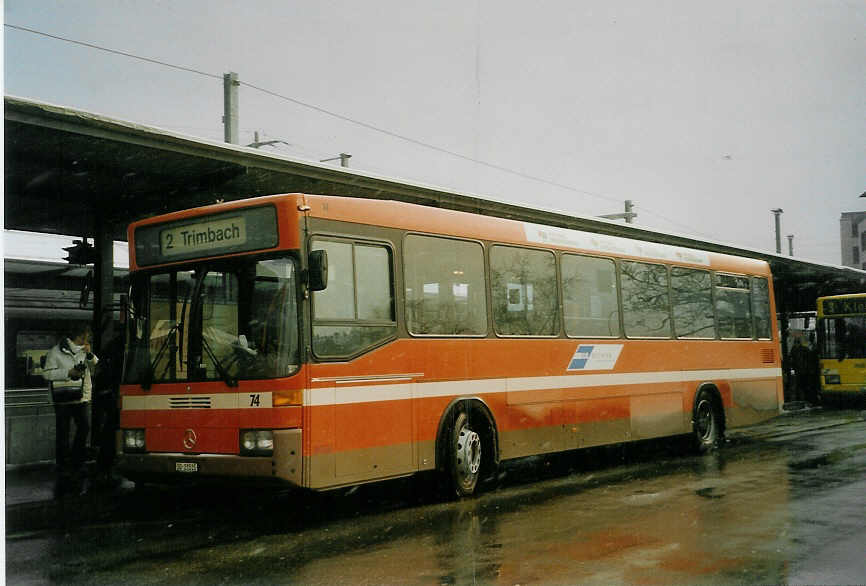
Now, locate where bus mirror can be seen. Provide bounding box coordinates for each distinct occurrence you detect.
[309,250,328,291]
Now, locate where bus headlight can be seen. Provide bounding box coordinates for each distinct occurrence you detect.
[123,429,146,452]
[240,430,273,456]
[824,374,841,385]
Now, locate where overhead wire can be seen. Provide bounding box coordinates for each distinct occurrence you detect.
[239,79,629,207]
[637,208,724,241]
[6,22,728,240]
[4,24,222,81]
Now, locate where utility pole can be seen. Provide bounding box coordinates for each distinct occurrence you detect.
[598,200,637,223]
[771,208,784,254]
[320,153,352,168]
[223,72,239,144]
[787,234,794,256]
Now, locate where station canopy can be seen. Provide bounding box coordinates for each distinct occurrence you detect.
[5,95,865,313]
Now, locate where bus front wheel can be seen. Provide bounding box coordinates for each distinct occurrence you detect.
[448,411,482,497]
[693,391,723,453]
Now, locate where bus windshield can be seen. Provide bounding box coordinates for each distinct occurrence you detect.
[124,255,300,385]
[819,316,866,360]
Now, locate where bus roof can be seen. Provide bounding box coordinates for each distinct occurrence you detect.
[128,193,770,276]
[817,293,866,301]
[303,194,770,275]
[817,293,866,318]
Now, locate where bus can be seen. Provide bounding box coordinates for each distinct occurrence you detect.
[118,193,783,496]
[817,293,866,401]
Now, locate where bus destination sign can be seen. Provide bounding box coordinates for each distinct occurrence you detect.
[822,298,866,317]
[134,205,278,266]
[161,216,247,257]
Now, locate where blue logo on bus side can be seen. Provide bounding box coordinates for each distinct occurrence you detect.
[568,345,595,370]
[567,344,624,371]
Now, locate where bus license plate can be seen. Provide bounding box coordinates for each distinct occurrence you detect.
[175,462,198,473]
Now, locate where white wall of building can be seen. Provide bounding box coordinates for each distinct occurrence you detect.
[840,212,866,270]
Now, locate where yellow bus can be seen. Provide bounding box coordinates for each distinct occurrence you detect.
[817,293,866,402]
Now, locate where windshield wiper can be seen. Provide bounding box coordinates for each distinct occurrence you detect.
[200,334,238,387]
[175,274,197,375]
[141,321,180,390]
[142,272,203,389]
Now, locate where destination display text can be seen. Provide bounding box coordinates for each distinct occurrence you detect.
[161,217,247,256]
[822,298,866,317]
[133,204,278,266]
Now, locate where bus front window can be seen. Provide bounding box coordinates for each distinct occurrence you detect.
[125,256,300,385]
[820,316,866,360]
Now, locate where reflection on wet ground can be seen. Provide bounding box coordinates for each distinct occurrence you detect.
[7,408,866,584]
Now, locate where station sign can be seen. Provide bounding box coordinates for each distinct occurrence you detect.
[134,205,278,266]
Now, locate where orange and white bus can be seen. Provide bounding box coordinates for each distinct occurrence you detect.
[118,193,783,496]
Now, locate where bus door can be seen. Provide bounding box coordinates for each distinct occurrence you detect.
[308,237,412,485]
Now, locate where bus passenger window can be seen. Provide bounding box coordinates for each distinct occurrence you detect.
[311,238,396,358]
[490,246,558,336]
[620,261,672,338]
[751,277,772,340]
[403,235,486,336]
[715,273,753,339]
[671,267,715,339]
[561,254,620,338]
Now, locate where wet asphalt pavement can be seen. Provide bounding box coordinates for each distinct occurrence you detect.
[6,407,866,585]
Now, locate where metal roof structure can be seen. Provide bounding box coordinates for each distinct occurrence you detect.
[5,95,865,313]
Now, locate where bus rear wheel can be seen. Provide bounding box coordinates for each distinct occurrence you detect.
[693,391,723,453]
[448,411,482,497]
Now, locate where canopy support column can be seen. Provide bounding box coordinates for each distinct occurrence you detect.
[92,214,115,352]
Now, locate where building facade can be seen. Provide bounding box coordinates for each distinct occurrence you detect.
[840,212,866,269]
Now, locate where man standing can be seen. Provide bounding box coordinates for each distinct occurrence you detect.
[789,337,810,404]
[92,320,123,486]
[42,322,99,496]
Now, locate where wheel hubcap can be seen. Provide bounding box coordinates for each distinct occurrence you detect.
[456,425,481,478]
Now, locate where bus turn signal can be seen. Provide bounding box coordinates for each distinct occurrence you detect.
[273,389,303,406]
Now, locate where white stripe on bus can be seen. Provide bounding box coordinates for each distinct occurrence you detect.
[308,367,781,406]
[123,391,272,411]
[122,368,780,410]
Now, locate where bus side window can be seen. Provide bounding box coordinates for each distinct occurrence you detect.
[620,261,672,338]
[490,245,558,336]
[562,254,620,338]
[751,277,772,340]
[671,267,715,339]
[715,274,752,339]
[404,235,486,336]
[311,238,396,358]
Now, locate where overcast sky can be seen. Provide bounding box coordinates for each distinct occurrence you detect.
[4,0,865,265]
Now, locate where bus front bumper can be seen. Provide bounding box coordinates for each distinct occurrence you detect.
[117,429,303,487]
[822,384,866,395]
